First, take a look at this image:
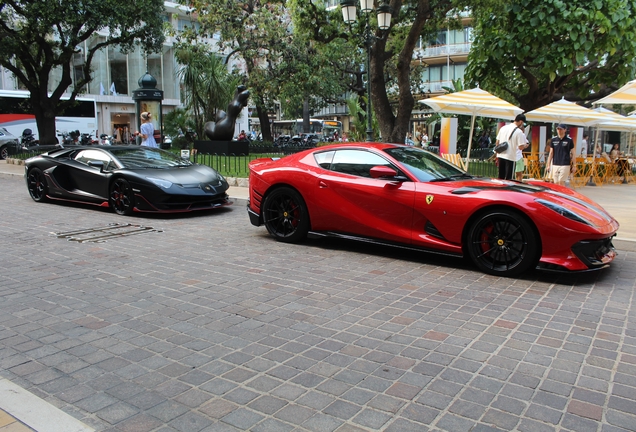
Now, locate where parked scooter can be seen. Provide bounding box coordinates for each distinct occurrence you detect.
[99,134,113,145]
[69,130,81,144]
[20,129,39,149]
[56,130,73,146]
[80,131,97,145]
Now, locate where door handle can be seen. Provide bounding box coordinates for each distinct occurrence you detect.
[319,180,328,188]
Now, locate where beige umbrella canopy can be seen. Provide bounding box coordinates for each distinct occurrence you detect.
[524,98,609,127]
[592,107,636,156]
[594,80,636,105]
[419,87,523,169]
[592,107,636,132]
[593,81,636,156]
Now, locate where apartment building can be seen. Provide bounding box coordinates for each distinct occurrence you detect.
[0,2,250,141]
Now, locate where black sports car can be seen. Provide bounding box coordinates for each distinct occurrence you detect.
[25,145,231,215]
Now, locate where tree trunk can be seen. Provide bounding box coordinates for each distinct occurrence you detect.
[31,96,58,145]
[255,97,272,142]
[372,0,449,144]
[302,99,310,133]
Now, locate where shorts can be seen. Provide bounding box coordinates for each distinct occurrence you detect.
[515,158,525,173]
[551,165,569,183]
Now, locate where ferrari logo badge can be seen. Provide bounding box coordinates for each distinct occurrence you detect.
[426,195,434,205]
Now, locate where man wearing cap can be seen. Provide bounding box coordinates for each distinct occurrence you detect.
[495,113,527,180]
[546,124,575,186]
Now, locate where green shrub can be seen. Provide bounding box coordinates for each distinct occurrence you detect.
[171,136,190,150]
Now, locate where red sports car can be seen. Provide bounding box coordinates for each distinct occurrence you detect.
[247,143,618,277]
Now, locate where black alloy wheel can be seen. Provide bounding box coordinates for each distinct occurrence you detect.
[109,178,134,216]
[467,210,538,276]
[262,186,310,243]
[0,146,8,160]
[27,168,49,202]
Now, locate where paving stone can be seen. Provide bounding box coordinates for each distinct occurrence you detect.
[273,403,315,425]
[383,418,429,432]
[481,408,519,430]
[449,399,487,420]
[436,412,476,432]
[96,402,140,425]
[351,408,392,429]
[561,412,601,432]
[147,400,189,422]
[251,418,294,432]
[168,411,213,432]
[323,400,362,420]
[248,395,288,415]
[220,408,264,430]
[605,410,636,431]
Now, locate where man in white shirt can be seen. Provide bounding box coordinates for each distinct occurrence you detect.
[495,114,526,180]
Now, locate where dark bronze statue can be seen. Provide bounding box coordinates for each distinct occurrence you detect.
[204,85,250,141]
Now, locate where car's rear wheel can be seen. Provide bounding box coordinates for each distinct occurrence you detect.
[27,168,49,202]
[262,186,309,243]
[110,178,134,216]
[0,146,8,160]
[467,209,538,277]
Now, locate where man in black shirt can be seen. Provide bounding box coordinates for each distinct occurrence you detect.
[546,124,575,186]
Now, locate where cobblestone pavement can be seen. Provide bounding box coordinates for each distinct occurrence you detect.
[1,173,636,432]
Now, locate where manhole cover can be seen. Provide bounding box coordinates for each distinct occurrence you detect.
[53,223,162,243]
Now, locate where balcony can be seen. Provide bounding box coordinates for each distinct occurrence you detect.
[417,42,472,59]
[420,80,453,94]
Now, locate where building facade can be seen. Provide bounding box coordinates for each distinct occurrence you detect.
[0,2,250,142]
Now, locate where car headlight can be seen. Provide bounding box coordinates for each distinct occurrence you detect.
[146,177,173,189]
[217,173,226,183]
[535,199,592,226]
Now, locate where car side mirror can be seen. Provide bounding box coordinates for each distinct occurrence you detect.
[370,165,400,180]
[87,160,105,172]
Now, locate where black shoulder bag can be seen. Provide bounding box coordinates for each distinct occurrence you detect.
[494,127,519,154]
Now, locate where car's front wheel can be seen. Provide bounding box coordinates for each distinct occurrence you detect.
[467,209,539,277]
[109,178,134,216]
[27,168,49,202]
[262,186,309,243]
[0,146,8,160]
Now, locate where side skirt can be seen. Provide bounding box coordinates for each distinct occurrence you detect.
[307,231,464,259]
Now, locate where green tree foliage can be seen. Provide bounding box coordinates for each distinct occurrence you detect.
[346,94,379,141]
[466,0,636,111]
[163,108,194,139]
[174,45,240,139]
[178,0,348,141]
[180,0,292,141]
[290,0,502,144]
[0,0,165,143]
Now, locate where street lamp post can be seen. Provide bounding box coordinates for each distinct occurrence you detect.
[340,0,392,142]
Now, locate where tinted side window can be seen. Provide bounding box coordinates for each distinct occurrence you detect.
[330,150,392,178]
[75,150,113,169]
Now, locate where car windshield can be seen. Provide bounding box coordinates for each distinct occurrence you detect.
[109,147,192,169]
[383,147,466,182]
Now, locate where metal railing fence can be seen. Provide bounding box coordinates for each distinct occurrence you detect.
[9,143,505,179]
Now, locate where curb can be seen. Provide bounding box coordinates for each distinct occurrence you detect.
[0,377,94,432]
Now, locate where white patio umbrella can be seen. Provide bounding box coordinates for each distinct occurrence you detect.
[592,107,636,133]
[419,87,523,169]
[594,81,636,156]
[524,98,610,127]
[525,99,614,186]
[594,79,636,105]
[588,107,636,168]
